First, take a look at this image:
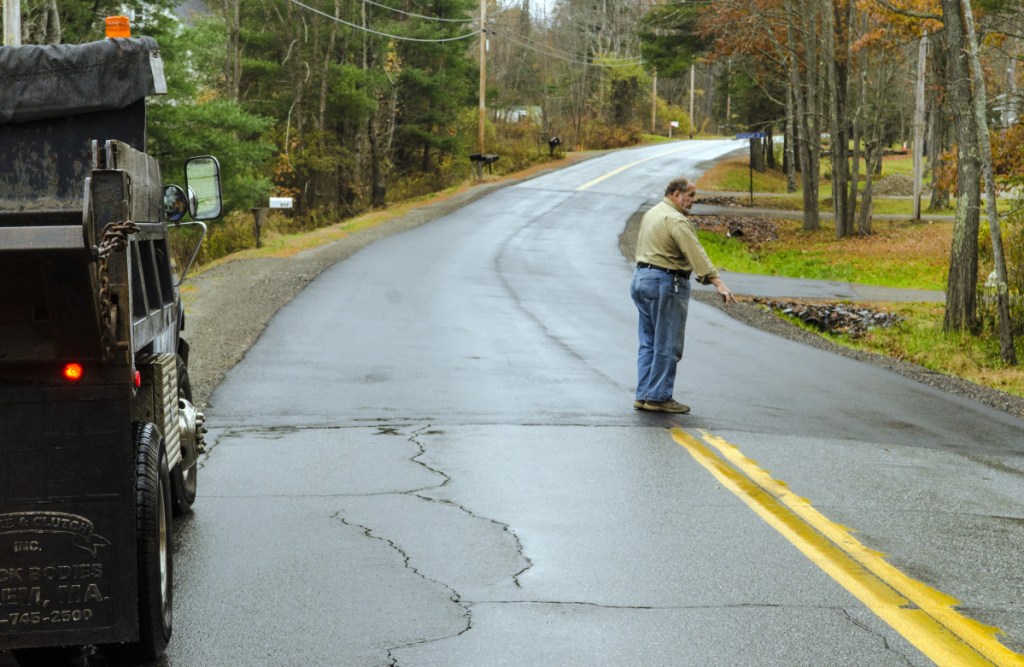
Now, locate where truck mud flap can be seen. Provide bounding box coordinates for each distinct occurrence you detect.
[0,387,139,649]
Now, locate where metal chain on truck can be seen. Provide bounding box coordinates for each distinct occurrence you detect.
[96,221,140,361]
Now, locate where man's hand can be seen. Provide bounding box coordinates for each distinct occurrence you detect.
[710,277,736,306]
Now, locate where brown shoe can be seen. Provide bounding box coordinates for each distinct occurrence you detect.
[633,399,647,410]
[644,399,690,414]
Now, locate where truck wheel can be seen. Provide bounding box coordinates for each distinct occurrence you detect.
[117,422,174,661]
[172,360,198,515]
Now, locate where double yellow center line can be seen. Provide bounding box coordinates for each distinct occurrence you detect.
[673,428,1024,666]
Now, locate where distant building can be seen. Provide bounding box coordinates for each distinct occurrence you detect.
[496,106,542,124]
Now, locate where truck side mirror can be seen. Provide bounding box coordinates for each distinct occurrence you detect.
[163,185,189,223]
[185,156,223,221]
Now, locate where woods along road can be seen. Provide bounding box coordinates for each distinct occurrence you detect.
[10,140,1024,666]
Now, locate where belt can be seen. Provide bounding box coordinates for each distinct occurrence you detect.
[637,262,691,279]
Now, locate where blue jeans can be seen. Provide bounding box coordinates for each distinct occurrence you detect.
[630,267,691,403]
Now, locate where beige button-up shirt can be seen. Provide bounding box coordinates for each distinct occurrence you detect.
[635,197,719,284]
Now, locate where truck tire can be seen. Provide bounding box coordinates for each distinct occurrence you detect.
[116,422,174,662]
[172,360,198,515]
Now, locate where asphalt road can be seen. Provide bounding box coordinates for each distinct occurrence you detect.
[6,140,1023,666]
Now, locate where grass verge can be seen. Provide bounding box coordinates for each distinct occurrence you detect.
[696,156,1024,400]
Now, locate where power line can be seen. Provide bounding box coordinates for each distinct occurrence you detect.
[489,28,644,68]
[288,0,481,42]
[362,0,477,23]
[487,14,643,53]
[487,16,642,59]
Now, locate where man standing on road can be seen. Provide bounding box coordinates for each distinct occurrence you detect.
[631,177,735,413]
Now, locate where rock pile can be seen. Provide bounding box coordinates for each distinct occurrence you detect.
[751,298,904,337]
[697,195,752,207]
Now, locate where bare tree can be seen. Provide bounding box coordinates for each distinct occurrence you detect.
[962,0,1016,363]
[21,0,62,44]
[826,0,852,239]
[939,0,983,332]
[550,0,644,147]
[927,35,953,211]
[224,0,242,102]
[786,0,826,231]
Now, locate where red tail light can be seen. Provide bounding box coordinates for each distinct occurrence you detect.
[63,363,84,382]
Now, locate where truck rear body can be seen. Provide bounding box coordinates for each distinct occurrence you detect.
[0,35,213,657]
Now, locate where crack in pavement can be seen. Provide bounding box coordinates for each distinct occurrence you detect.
[406,424,534,589]
[328,512,474,667]
[839,609,914,665]
[328,514,466,611]
[407,490,534,589]
[325,423,534,664]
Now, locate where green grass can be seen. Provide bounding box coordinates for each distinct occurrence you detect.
[696,152,1024,398]
[702,227,1024,397]
[700,218,949,291]
[640,133,675,144]
[712,164,791,193]
[844,304,1024,397]
[705,152,1015,217]
[696,232,768,274]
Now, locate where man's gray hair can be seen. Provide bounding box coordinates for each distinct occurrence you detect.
[665,177,695,196]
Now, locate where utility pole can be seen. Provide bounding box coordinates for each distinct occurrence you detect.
[3,0,21,46]
[651,70,657,134]
[688,63,695,139]
[725,58,732,132]
[912,32,928,220]
[478,0,487,154]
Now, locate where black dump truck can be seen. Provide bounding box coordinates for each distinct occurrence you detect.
[0,36,221,663]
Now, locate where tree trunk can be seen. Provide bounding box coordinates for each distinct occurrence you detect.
[1004,57,1018,128]
[318,0,340,134]
[912,34,929,220]
[785,83,798,192]
[421,142,431,173]
[962,0,1016,363]
[804,0,823,232]
[225,0,242,102]
[360,0,387,208]
[928,38,952,211]
[787,0,821,231]
[850,24,865,233]
[858,141,878,236]
[828,0,851,239]
[940,0,982,333]
[368,111,386,207]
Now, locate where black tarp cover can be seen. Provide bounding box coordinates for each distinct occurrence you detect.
[0,37,165,124]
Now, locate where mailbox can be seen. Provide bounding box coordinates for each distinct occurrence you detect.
[468,153,500,178]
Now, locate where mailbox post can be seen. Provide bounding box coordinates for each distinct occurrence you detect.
[735,132,766,204]
[250,207,268,248]
[469,153,500,180]
[251,197,293,248]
